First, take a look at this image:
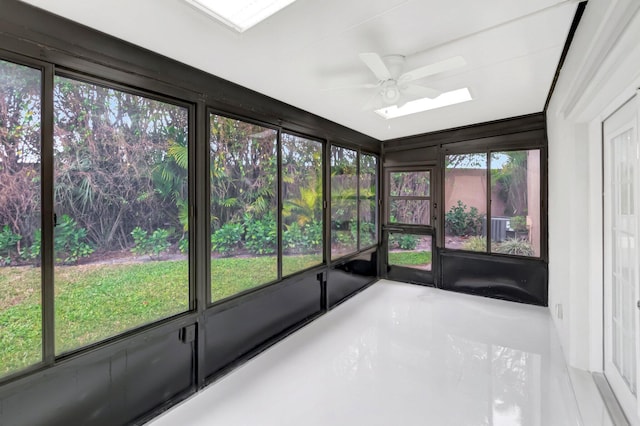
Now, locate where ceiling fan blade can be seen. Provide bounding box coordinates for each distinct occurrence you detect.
[359,53,392,81]
[322,83,379,91]
[399,56,466,83]
[362,91,386,111]
[401,84,442,101]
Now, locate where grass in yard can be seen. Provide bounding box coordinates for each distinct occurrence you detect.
[211,254,321,301]
[388,251,432,268]
[54,261,189,354]
[0,266,41,377]
[283,254,322,278]
[1,253,324,377]
[0,260,189,377]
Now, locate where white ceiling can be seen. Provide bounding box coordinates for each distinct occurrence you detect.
[19,0,578,141]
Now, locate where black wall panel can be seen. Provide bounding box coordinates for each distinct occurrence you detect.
[384,264,434,287]
[439,250,548,306]
[204,273,323,378]
[0,324,195,426]
[383,145,438,167]
[328,250,378,308]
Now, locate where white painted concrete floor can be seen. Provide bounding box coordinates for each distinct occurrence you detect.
[149,280,610,426]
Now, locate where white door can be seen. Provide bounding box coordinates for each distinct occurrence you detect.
[604,94,640,422]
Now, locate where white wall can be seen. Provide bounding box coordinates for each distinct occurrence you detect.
[547,0,640,371]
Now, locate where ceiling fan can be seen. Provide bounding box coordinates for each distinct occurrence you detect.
[352,53,466,110]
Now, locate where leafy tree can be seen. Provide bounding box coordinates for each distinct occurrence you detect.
[53,76,188,252]
[0,59,42,250]
[491,151,528,216]
[210,115,277,232]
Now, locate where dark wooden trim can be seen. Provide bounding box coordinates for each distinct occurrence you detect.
[544,1,588,112]
[383,113,545,152]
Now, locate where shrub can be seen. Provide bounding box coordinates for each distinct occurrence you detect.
[462,236,487,252]
[54,215,94,264]
[389,233,418,250]
[244,214,276,255]
[0,225,22,265]
[131,227,171,259]
[359,221,376,247]
[211,222,244,256]
[304,220,322,251]
[23,228,41,261]
[510,216,527,232]
[283,222,304,253]
[178,237,189,254]
[445,201,483,236]
[495,238,534,256]
[284,220,323,254]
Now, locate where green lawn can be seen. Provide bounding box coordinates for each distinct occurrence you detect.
[388,250,432,268]
[0,253,322,377]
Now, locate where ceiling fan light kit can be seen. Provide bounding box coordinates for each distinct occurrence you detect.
[351,52,468,115]
[381,80,401,104]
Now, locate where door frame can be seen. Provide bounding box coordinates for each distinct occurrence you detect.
[382,164,438,286]
[602,93,640,422]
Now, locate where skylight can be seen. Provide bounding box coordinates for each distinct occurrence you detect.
[375,88,473,119]
[184,0,298,32]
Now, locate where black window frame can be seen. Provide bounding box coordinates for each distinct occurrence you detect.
[441,139,546,260]
[386,167,433,227]
[329,144,380,262]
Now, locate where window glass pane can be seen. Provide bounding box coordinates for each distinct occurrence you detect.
[331,146,357,259]
[0,59,42,376]
[210,115,277,301]
[444,153,487,252]
[54,76,189,354]
[388,234,432,271]
[359,154,377,248]
[390,171,430,196]
[282,133,323,276]
[490,150,541,257]
[390,200,431,225]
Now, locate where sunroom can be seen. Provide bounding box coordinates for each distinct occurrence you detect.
[0,0,639,424]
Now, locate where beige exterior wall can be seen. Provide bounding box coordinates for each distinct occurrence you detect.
[444,169,505,216]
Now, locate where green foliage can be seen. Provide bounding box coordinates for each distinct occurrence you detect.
[244,214,277,255]
[283,187,321,227]
[462,236,487,252]
[211,222,244,256]
[47,215,94,264]
[335,227,355,246]
[23,228,41,261]
[445,201,483,236]
[283,222,304,252]
[495,238,534,256]
[130,227,171,259]
[283,220,323,254]
[389,233,418,250]
[510,215,527,232]
[0,225,22,265]
[178,237,189,254]
[305,220,323,251]
[359,221,376,248]
[492,151,528,216]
